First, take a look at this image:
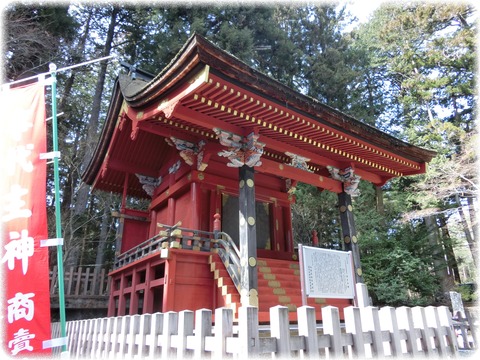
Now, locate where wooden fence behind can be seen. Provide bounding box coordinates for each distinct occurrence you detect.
[52,304,460,359]
[50,266,110,296]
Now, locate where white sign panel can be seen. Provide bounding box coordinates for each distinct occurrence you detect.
[300,245,355,299]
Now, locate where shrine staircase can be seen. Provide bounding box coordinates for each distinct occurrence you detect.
[209,254,350,323]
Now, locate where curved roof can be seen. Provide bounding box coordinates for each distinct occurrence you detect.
[83,33,436,198]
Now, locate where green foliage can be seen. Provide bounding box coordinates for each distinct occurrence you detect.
[454,283,478,303]
[291,183,340,249]
[3,4,78,80]
[361,220,442,306]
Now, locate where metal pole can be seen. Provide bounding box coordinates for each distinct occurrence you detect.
[49,63,67,352]
[2,54,116,88]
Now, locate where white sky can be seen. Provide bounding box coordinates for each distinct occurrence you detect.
[341,0,385,24]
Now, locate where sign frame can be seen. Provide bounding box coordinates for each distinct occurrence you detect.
[298,244,357,306]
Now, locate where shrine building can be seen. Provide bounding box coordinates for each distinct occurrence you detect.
[82,34,436,322]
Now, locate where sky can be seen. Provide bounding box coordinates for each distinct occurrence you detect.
[342,0,385,23]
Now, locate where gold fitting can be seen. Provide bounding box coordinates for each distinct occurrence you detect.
[340,205,347,213]
[248,257,257,267]
[344,236,351,243]
[246,179,254,187]
[248,217,255,225]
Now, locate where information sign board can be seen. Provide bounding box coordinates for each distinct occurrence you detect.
[299,245,355,299]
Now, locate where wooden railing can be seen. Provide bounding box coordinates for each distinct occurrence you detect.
[114,221,215,269]
[214,231,241,291]
[114,214,242,293]
[52,304,461,358]
[50,266,110,297]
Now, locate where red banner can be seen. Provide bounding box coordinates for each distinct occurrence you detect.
[1,83,52,356]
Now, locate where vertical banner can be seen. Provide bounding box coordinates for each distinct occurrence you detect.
[1,83,52,356]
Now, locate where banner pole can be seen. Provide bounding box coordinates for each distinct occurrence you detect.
[49,63,67,352]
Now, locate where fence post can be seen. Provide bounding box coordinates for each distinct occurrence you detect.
[412,307,434,355]
[147,312,163,359]
[322,306,343,358]
[270,305,291,357]
[425,306,447,356]
[454,311,470,349]
[89,318,101,358]
[397,307,420,356]
[75,267,83,295]
[162,311,178,358]
[79,319,91,358]
[103,317,114,358]
[297,306,318,357]
[92,266,100,295]
[360,306,384,358]
[136,314,151,358]
[466,308,478,347]
[50,265,58,294]
[213,307,233,358]
[238,305,260,358]
[177,310,194,358]
[126,314,141,358]
[194,309,213,358]
[98,317,109,358]
[437,305,459,355]
[345,306,365,358]
[108,316,121,358]
[118,315,131,358]
[379,306,402,356]
[66,320,77,356]
[66,266,75,295]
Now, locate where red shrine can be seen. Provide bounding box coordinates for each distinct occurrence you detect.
[82,34,435,322]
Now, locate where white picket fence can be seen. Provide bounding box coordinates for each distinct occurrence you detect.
[52,305,459,358]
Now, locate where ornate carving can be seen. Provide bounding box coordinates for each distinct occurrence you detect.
[166,137,207,171]
[169,160,182,174]
[285,152,312,172]
[130,120,140,140]
[285,179,297,194]
[214,128,265,167]
[162,101,177,118]
[244,132,264,167]
[136,174,162,197]
[118,113,127,131]
[327,166,361,196]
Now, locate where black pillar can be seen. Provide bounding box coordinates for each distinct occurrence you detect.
[338,191,364,283]
[239,165,258,306]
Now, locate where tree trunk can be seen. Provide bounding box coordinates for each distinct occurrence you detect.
[425,215,454,292]
[438,213,461,283]
[74,7,118,215]
[95,195,112,267]
[456,194,477,267]
[375,185,385,215]
[467,196,478,246]
[59,8,93,217]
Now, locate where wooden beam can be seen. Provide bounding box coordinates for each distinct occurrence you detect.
[257,157,343,193]
[107,158,159,178]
